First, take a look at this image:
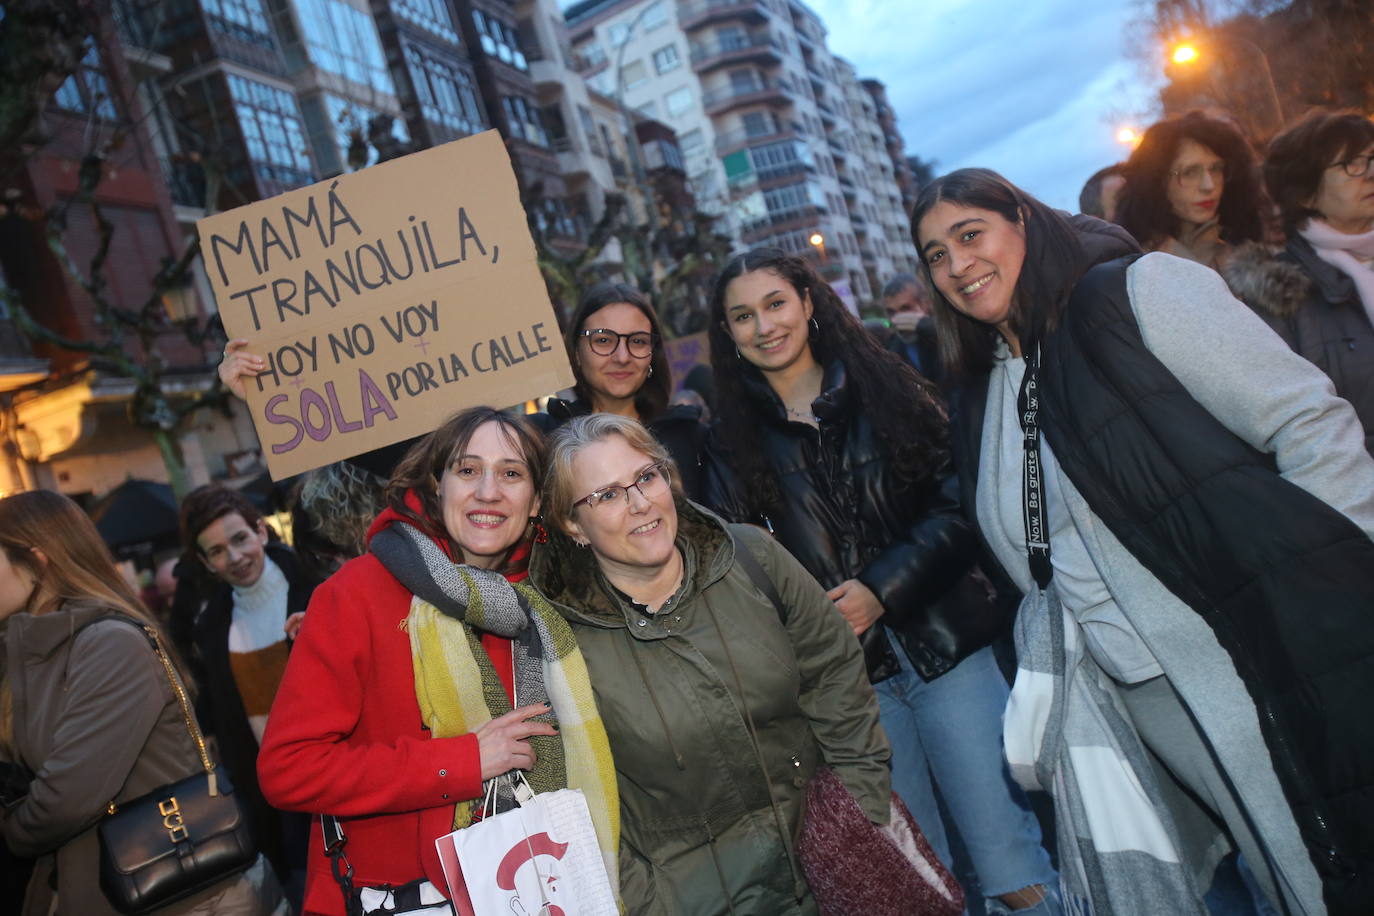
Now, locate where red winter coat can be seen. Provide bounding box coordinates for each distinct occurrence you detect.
[257,504,520,915]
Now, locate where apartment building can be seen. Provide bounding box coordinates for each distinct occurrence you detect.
[563,0,922,307]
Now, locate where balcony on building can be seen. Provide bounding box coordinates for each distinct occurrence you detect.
[689,31,782,73]
[714,116,803,156]
[678,0,771,33]
[741,203,823,242]
[702,75,791,116]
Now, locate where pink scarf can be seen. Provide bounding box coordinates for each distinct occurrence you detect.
[1299,218,1374,329]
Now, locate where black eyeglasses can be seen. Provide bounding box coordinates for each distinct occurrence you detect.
[577,328,658,358]
[1328,152,1374,178]
[572,463,671,511]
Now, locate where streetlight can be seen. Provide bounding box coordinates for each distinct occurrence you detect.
[1116,126,1141,147]
[1168,37,1284,132]
[808,231,826,260]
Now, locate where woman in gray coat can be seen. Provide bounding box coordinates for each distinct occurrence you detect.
[0,490,283,916]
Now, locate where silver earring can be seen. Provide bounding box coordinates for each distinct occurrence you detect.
[735,347,742,360]
[809,317,820,334]
[647,364,654,377]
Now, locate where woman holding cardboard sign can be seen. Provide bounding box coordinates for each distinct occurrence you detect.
[255,407,619,916]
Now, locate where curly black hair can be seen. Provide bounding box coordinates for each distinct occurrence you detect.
[1116,110,1269,247]
[706,248,948,517]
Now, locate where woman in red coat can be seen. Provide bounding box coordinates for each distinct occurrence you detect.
[257,407,618,916]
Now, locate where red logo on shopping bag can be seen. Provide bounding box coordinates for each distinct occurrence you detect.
[496,832,570,916]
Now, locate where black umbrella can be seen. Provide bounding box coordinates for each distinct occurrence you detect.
[88,479,181,552]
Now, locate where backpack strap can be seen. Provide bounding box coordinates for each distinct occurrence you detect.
[729,530,787,625]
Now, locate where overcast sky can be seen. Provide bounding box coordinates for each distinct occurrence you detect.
[561,0,1163,210]
[803,0,1162,209]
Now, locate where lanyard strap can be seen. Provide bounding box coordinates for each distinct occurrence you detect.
[1018,347,1053,591]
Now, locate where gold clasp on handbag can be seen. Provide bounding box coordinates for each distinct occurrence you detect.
[159,796,190,843]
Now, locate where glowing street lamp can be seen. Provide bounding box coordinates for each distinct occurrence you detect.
[1167,37,1284,130]
[808,231,826,260]
[1171,43,1199,65]
[1116,126,1141,147]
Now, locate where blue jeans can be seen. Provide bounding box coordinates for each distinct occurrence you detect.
[874,638,1059,913]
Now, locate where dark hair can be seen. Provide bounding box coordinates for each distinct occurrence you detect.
[707,248,948,516]
[881,272,921,299]
[179,484,265,553]
[1115,110,1268,246]
[384,406,546,565]
[1079,163,1124,218]
[1264,108,1374,235]
[909,168,1088,376]
[563,282,672,421]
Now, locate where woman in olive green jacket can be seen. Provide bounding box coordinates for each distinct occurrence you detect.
[530,413,890,916]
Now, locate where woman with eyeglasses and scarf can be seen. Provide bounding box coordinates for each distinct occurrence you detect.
[534,282,707,499]
[1222,109,1374,456]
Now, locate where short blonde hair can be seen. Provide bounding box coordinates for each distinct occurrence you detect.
[543,414,682,536]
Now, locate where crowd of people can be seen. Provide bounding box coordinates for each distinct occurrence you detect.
[2,102,1372,916]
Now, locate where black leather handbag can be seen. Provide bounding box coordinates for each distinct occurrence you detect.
[96,620,257,914]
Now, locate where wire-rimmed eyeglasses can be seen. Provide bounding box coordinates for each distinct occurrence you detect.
[572,463,671,512]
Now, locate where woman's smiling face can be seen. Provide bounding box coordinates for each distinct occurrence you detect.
[917,200,1026,341]
[721,268,815,374]
[439,420,540,569]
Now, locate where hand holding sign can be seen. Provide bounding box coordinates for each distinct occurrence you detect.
[197,131,574,479]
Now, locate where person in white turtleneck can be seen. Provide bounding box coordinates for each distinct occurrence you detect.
[177,485,319,911]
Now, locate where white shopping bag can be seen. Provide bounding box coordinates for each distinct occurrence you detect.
[435,780,617,916]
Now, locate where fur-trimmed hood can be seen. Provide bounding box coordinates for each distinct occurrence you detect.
[1220,242,1312,318]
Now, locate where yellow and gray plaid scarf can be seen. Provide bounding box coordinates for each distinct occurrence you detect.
[371,523,620,893]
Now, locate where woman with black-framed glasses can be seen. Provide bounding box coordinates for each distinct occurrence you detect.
[534,282,707,498]
[1114,110,1271,269]
[1224,108,1374,455]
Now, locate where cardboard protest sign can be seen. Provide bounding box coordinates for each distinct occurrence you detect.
[196,131,574,479]
[664,332,709,393]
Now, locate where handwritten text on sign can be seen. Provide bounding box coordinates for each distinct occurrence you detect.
[197,131,574,479]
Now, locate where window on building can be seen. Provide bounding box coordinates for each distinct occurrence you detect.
[292,0,392,91]
[404,44,485,138]
[741,111,774,137]
[226,73,314,188]
[581,43,607,68]
[651,44,680,74]
[473,10,527,70]
[664,87,693,118]
[578,107,604,156]
[52,45,118,119]
[728,68,759,92]
[642,139,684,171]
[503,95,548,147]
[303,94,410,172]
[392,0,458,43]
[642,2,669,31]
[620,59,647,90]
[202,0,274,47]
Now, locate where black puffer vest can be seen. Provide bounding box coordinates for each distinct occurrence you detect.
[959,256,1374,914]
